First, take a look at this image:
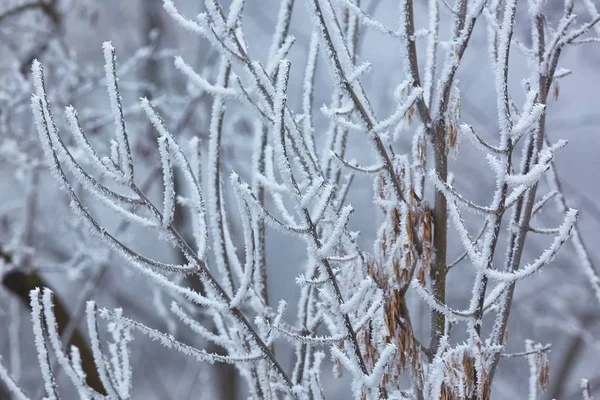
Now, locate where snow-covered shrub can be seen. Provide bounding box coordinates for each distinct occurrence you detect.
[2,0,600,399]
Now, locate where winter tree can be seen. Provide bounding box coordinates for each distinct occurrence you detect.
[1,0,600,399]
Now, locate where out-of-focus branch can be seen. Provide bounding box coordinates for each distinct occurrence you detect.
[0,1,47,25]
[546,313,599,400]
[544,136,600,306]
[1,261,107,395]
[0,0,64,76]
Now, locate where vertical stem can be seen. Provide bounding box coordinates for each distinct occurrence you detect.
[489,12,551,384]
[254,0,296,310]
[208,60,235,294]
[255,125,270,306]
[430,122,447,354]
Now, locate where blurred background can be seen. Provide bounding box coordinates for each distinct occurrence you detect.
[0,0,599,398]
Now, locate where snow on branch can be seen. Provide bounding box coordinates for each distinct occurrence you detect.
[98,308,264,364]
[16,0,597,398]
[486,209,578,283]
[103,42,135,183]
[174,56,238,98]
[0,356,28,400]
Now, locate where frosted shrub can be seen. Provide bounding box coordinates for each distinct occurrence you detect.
[1,0,600,399]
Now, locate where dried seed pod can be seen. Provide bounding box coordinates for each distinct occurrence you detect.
[535,349,550,390]
[479,369,490,400]
[406,210,414,243]
[448,122,458,150]
[463,353,475,396]
[503,329,510,345]
[392,208,401,238]
[333,341,345,378]
[417,133,427,165]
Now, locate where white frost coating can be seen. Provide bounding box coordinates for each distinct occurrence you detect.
[255,317,346,345]
[64,106,122,180]
[505,140,566,187]
[37,99,157,228]
[222,208,245,281]
[69,347,85,381]
[39,110,210,276]
[317,205,353,258]
[330,344,360,377]
[425,337,448,399]
[532,190,558,216]
[423,0,439,106]
[85,301,119,399]
[268,0,294,66]
[0,356,29,400]
[525,340,537,400]
[410,281,472,321]
[228,174,256,309]
[428,169,495,215]
[171,302,233,348]
[205,58,235,296]
[120,326,133,398]
[188,137,201,183]
[188,137,208,257]
[234,175,308,235]
[226,0,245,29]
[510,89,543,141]
[363,344,396,389]
[106,308,132,398]
[461,124,505,155]
[485,153,504,178]
[332,0,400,37]
[204,0,227,35]
[511,103,545,142]
[347,61,372,83]
[157,136,175,228]
[310,183,335,223]
[581,379,593,400]
[305,0,376,124]
[34,64,143,221]
[163,0,205,34]
[339,278,372,315]
[103,42,134,182]
[109,139,120,170]
[272,60,297,197]
[29,289,58,400]
[486,209,578,282]
[41,289,91,400]
[492,0,517,137]
[174,56,237,98]
[503,184,530,210]
[352,290,384,331]
[372,87,423,133]
[300,177,324,208]
[23,1,595,397]
[448,202,482,267]
[267,35,296,77]
[33,94,199,281]
[30,60,45,99]
[141,98,208,257]
[264,300,289,346]
[302,32,319,148]
[263,145,299,225]
[99,308,262,364]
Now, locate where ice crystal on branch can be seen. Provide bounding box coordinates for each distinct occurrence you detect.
[0,0,598,399]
